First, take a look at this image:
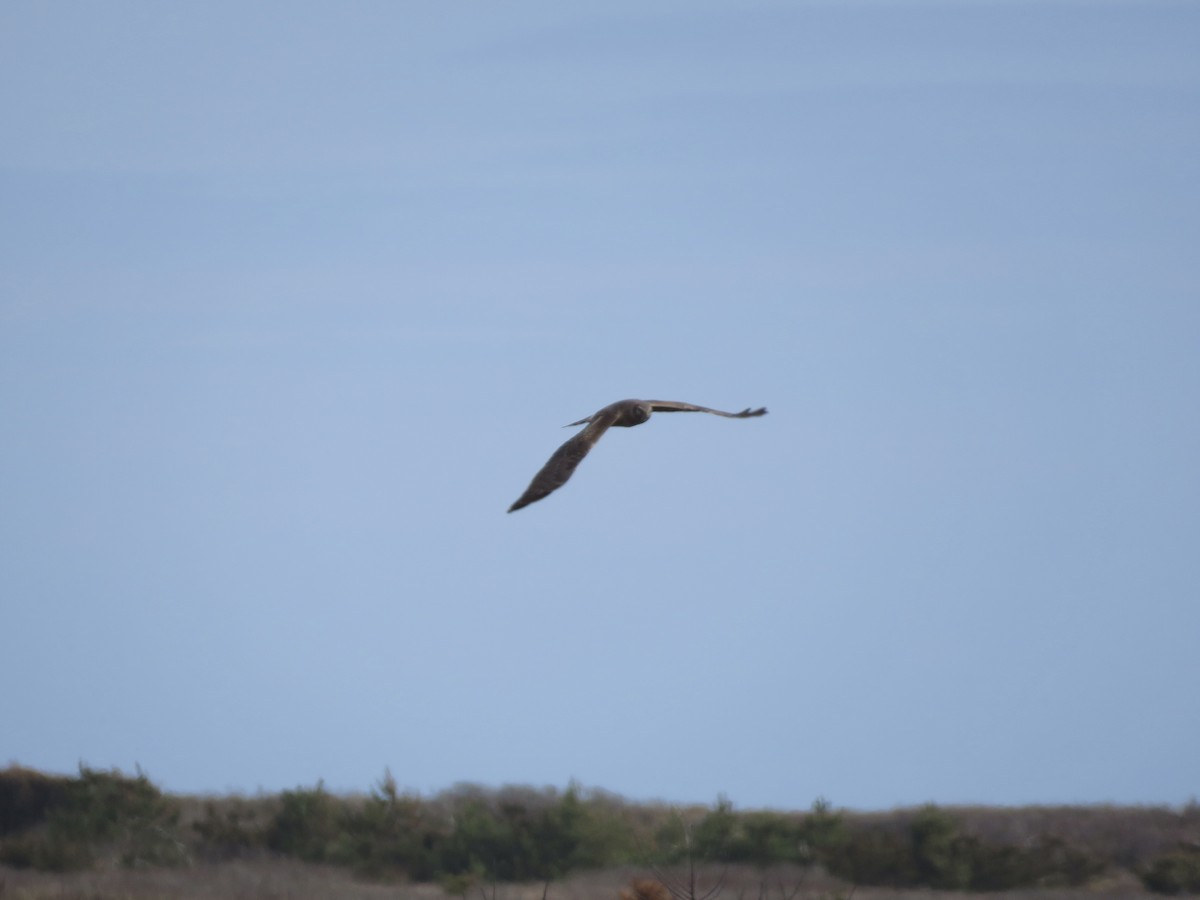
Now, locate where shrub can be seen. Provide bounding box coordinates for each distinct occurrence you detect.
[0,765,185,871]
[556,785,639,870]
[440,794,551,880]
[61,765,186,868]
[0,766,71,838]
[340,770,445,880]
[1142,845,1200,895]
[799,797,847,862]
[823,821,915,887]
[910,805,972,889]
[191,797,270,860]
[822,805,1104,891]
[692,797,738,861]
[264,782,347,863]
[734,811,806,866]
[687,799,808,867]
[1020,835,1106,888]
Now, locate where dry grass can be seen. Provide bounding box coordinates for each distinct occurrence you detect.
[0,862,1158,900]
[0,858,418,899]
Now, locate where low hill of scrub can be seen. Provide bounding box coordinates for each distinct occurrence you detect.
[1,765,1197,895]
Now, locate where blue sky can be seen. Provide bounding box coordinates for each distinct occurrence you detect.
[2,1,1198,811]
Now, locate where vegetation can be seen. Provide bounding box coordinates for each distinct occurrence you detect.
[0,765,185,872]
[1,764,1197,896]
[1141,842,1200,895]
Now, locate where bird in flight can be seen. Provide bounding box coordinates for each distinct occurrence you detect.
[508,399,767,512]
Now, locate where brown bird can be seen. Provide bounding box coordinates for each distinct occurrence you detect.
[508,399,767,512]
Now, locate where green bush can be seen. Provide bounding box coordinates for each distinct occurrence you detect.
[911,805,973,889]
[733,811,807,866]
[191,797,270,860]
[0,766,71,838]
[435,783,636,882]
[439,793,550,880]
[1142,846,1200,895]
[799,797,847,862]
[684,798,809,867]
[340,771,445,880]
[63,765,186,869]
[822,805,1104,892]
[823,821,916,887]
[554,786,638,870]
[265,781,346,863]
[1020,835,1106,888]
[0,765,185,871]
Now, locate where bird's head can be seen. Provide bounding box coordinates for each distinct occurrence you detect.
[626,403,652,426]
[610,402,652,427]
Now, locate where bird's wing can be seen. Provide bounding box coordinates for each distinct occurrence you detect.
[646,400,768,418]
[508,416,615,512]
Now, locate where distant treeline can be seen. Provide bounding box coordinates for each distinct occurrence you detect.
[1,765,1198,894]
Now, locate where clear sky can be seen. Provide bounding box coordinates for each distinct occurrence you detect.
[2,1,1198,812]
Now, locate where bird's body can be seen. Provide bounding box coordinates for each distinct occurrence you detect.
[508,399,767,512]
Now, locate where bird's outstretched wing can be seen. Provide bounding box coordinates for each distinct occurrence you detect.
[508,399,766,513]
[508,416,615,512]
[646,401,768,418]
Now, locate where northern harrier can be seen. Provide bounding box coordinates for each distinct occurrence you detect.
[508,399,767,512]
